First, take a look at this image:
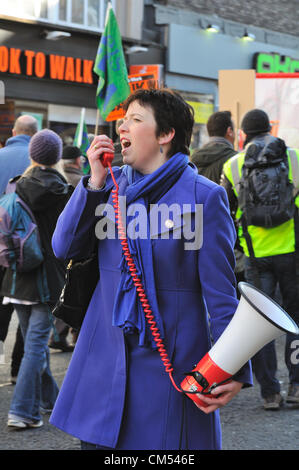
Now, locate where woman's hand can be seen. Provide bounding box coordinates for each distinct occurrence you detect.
[194,380,243,414]
[87,135,115,188]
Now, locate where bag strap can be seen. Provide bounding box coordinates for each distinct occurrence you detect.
[288,149,299,195]
[254,134,274,162]
[17,197,38,225]
[240,135,275,175]
[230,136,272,193]
[230,157,241,194]
[229,137,273,194]
[240,215,261,289]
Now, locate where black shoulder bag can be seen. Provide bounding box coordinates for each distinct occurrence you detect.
[52,252,99,331]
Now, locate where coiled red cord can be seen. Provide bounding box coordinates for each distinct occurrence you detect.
[108,162,182,393]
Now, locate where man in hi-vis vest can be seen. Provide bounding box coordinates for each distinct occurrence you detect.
[221,109,299,410]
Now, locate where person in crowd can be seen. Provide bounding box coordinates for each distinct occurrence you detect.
[192,110,245,294]
[1,129,72,429]
[0,114,38,384]
[221,109,299,410]
[0,271,23,384]
[60,145,85,188]
[49,88,252,450]
[191,111,236,184]
[0,114,38,195]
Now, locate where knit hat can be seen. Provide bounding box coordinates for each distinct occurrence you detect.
[29,129,62,165]
[241,109,271,136]
[62,145,82,160]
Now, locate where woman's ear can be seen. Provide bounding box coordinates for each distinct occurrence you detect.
[158,128,175,146]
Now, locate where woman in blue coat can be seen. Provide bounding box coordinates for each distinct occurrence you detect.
[50,89,252,450]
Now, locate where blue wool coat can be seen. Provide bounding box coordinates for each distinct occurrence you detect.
[49,163,252,450]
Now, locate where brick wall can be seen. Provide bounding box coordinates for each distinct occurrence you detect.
[156,0,299,36]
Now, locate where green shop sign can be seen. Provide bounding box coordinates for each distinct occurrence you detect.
[253,52,299,73]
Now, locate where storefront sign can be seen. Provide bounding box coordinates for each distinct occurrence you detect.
[186,101,214,124]
[0,46,94,84]
[254,52,299,74]
[129,64,164,84]
[105,69,160,122]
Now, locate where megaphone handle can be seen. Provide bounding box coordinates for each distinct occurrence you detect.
[202,376,234,394]
[184,370,233,394]
[184,370,209,391]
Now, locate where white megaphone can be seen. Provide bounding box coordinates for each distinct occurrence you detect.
[181,282,299,407]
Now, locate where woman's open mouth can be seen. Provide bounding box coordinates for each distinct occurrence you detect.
[121,139,131,152]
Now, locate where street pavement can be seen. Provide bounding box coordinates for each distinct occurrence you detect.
[0,312,298,451]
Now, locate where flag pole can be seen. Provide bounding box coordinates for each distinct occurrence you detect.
[77,107,85,147]
[94,3,111,136]
[95,108,100,135]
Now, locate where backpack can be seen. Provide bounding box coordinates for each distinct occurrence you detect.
[238,136,295,228]
[0,192,44,273]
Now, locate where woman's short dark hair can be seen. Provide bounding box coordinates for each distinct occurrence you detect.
[122,88,194,158]
[206,111,233,137]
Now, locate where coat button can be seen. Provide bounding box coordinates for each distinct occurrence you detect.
[165,219,174,229]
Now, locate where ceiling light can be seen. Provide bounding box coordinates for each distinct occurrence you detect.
[41,30,71,40]
[206,24,220,33]
[242,31,255,41]
[125,46,149,55]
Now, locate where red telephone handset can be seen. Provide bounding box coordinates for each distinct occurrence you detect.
[100,152,114,168]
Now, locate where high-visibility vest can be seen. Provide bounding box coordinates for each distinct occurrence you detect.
[223,148,299,258]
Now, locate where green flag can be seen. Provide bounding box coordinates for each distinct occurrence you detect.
[93,3,130,120]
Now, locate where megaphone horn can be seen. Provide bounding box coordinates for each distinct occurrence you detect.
[181,282,299,407]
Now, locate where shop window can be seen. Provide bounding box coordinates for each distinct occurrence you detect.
[40,0,48,18]
[1,0,114,31]
[59,0,67,21]
[2,0,48,19]
[71,0,84,24]
[1,1,22,17]
[22,2,35,17]
[88,0,100,28]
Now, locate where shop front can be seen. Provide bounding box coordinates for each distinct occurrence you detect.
[0,19,104,146]
[164,22,299,149]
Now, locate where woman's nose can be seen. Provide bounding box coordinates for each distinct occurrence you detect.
[118,121,127,133]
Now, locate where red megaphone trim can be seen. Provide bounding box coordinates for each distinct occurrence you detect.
[181,353,232,407]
